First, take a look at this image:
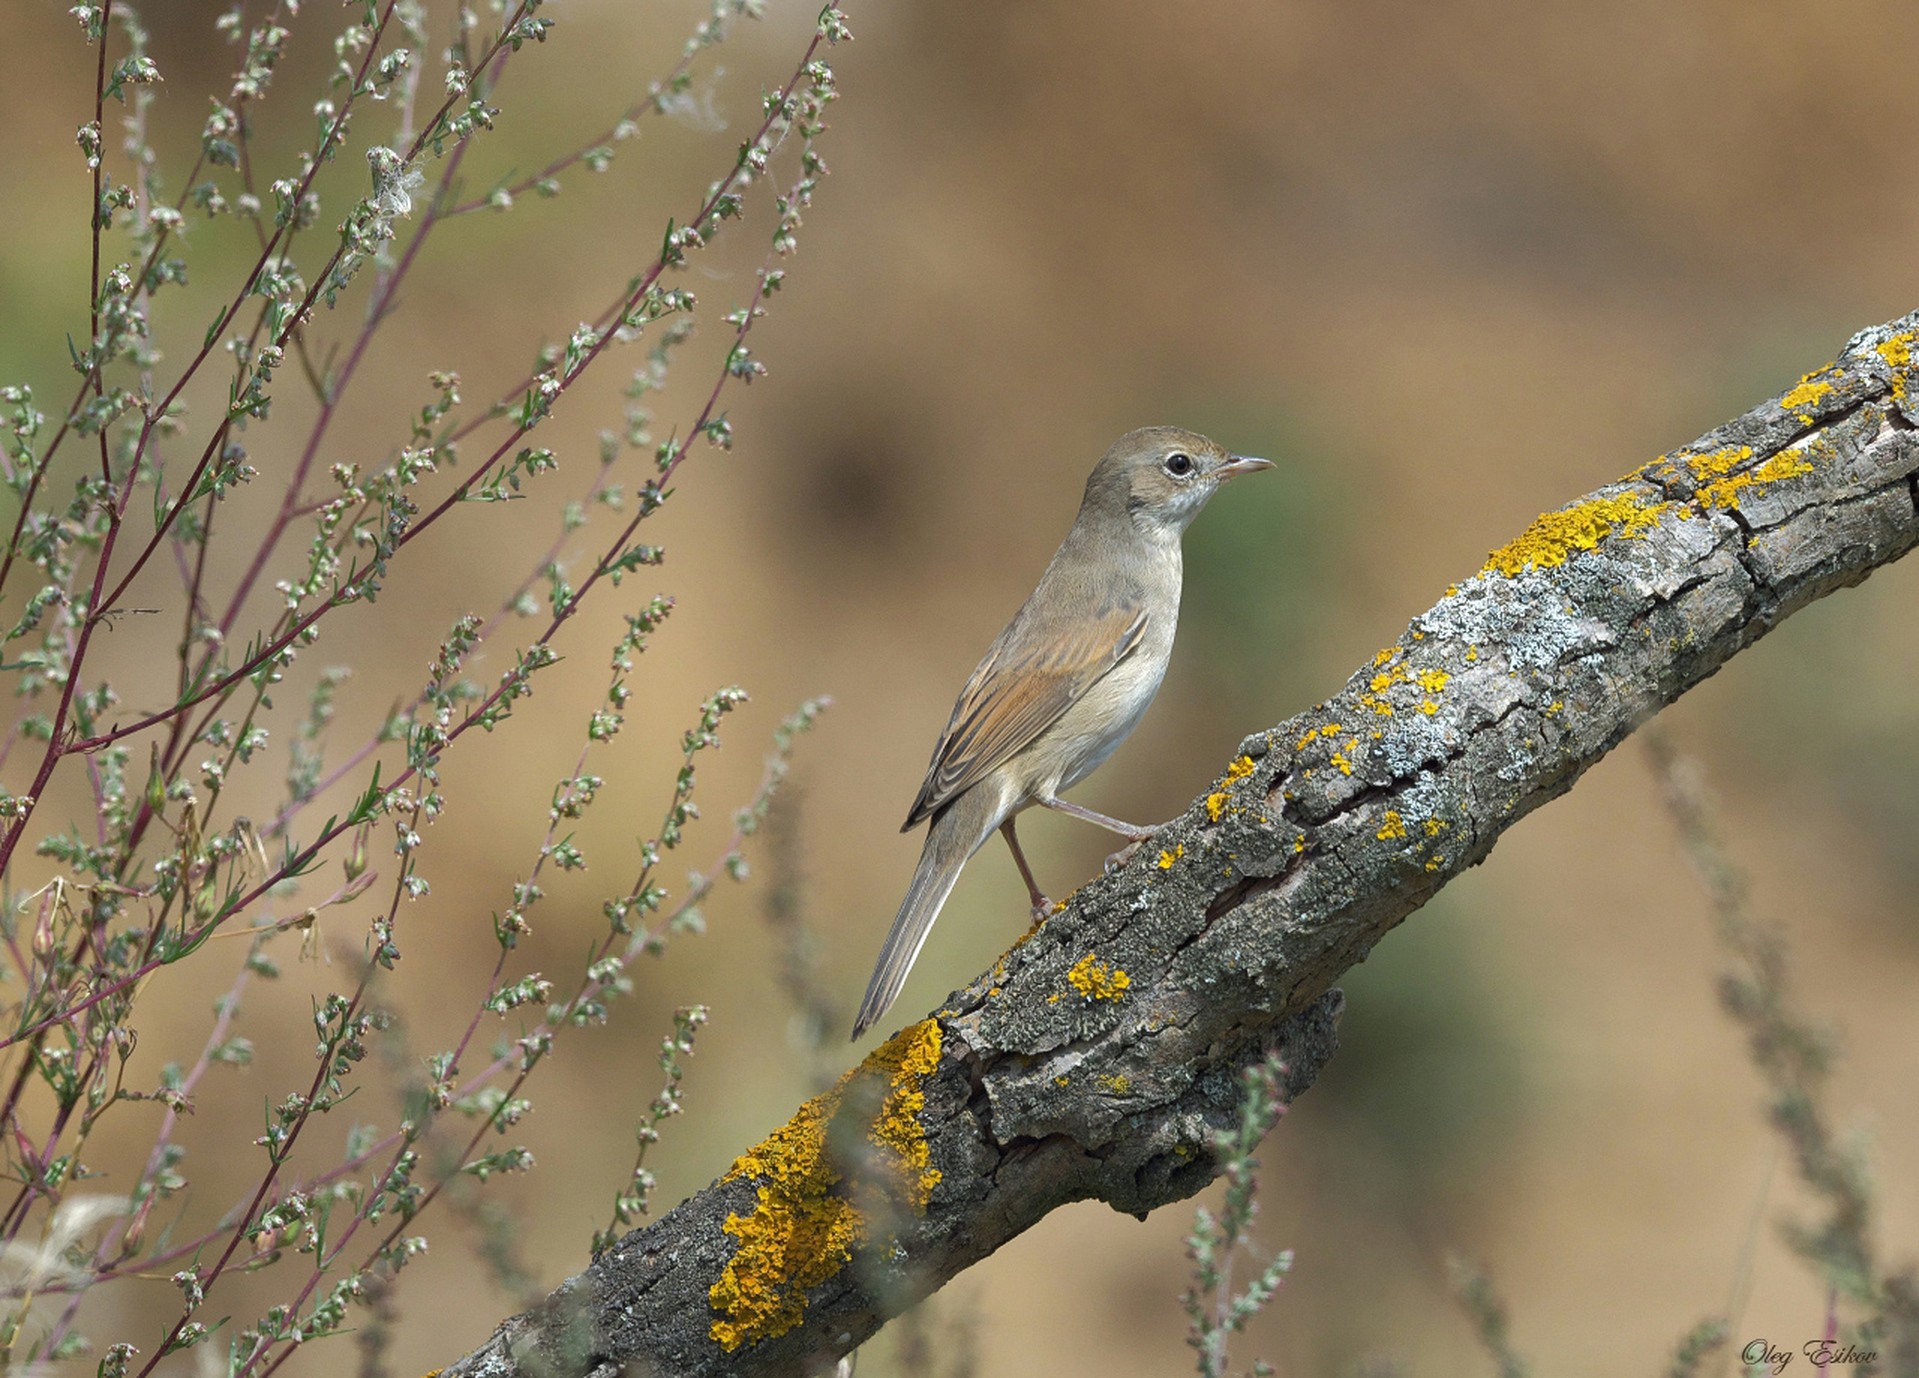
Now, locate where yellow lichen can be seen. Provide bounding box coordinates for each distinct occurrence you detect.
[1417,700,1439,716]
[1066,953,1131,1001]
[1376,810,1407,841]
[1208,753,1257,817]
[1686,444,1748,478]
[1466,645,1478,662]
[1100,1073,1132,1094]
[1692,448,1813,511]
[1373,648,1395,667]
[1425,856,1443,873]
[1330,751,1352,776]
[1778,373,1834,419]
[1156,844,1184,869]
[1423,818,1448,837]
[1483,493,1668,577]
[1876,330,1916,398]
[709,1021,944,1352]
[1414,668,1449,693]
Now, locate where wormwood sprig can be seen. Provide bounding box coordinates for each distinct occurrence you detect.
[1648,735,1919,1369]
[1663,1318,1729,1378]
[447,0,766,216]
[0,0,851,1369]
[758,787,839,1079]
[593,1005,709,1257]
[228,696,826,1378]
[1182,1052,1294,1378]
[43,11,840,772]
[219,685,826,1376]
[1445,1256,1529,1378]
[2,8,846,1044]
[126,797,426,1378]
[1426,741,1918,1376]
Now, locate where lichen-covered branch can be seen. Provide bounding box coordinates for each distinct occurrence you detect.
[442,312,1919,1378]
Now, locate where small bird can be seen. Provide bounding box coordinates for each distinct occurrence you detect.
[851,427,1273,1039]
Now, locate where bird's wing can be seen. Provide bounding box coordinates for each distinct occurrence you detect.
[902,598,1148,829]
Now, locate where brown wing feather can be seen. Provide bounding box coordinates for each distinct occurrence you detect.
[902,603,1148,829]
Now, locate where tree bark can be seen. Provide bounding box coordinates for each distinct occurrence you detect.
[442,312,1919,1378]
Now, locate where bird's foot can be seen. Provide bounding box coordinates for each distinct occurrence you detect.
[1028,895,1055,925]
[1103,840,1145,874]
[1102,818,1177,873]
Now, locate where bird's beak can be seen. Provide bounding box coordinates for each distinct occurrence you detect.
[1217,455,1275,481]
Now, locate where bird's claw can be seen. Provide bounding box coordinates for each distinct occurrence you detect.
[1103,839,1146,874]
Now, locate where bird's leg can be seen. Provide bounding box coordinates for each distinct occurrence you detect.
[1037,795,1161,840]
[1036,795,1170,874]
[999,818,1053,922]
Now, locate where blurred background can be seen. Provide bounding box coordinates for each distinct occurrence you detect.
[1,0,1916,1373]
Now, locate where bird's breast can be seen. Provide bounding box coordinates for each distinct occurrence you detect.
[1023,611,1175,796]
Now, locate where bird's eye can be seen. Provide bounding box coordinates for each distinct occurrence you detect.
[1164,452,1195,478]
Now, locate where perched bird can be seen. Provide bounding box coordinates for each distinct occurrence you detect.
[851,427,1273,1039]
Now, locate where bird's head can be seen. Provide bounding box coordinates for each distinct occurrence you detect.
[1082,425,1274,539]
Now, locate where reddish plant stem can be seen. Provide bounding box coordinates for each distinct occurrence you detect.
[247,737,783,1378]
[0,0,300,604]
[233,680,720,1373]
[88,1,114,484]
[97,0,532,625]
[8,86,812,1043]
[175,490,219,698]
[37,962,252,1355]
[1,34,827,1366]
[0,736,772,1302]
[0,3,517,1118]
[13,215,798,1323]
[0,442,129,900]
[0,1080,82,1241]
[92,1,411,619]
[0,0,120,882]
[441,28,717,218]
[0,0,411,879]
[128,823,417,1378]
[67,29,821,760]
[212,143,472,653]
[259,432,629,846]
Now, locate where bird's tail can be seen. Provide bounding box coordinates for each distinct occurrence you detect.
[851,787,1002,1040]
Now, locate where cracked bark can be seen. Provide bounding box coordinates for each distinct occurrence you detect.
[442,312,1919,1378]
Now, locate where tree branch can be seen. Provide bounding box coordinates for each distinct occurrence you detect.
[442,311,1919,1378]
